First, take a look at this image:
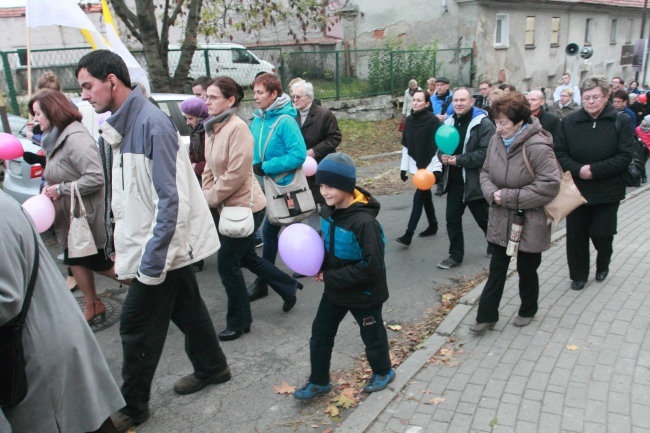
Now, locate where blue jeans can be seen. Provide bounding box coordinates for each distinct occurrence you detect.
[249,211,298,300]
[253,215,298,299]
[120,266,227,416]
[308,295,391,386]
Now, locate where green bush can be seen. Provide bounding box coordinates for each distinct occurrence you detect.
[368,42,441,95]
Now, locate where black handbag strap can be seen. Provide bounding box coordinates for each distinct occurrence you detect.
[15,210,40,327]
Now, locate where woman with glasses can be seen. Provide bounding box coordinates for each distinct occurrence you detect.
[552,88,579,120]
[555,76,634,291]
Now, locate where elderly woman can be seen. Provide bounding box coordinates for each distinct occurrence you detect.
[402,79,421,119]
[29,89,124,323]
[471,92,561,335]
[553,87,579,120]
[181,97,209,184]
[555,76,634,291]
[246,73,305,306]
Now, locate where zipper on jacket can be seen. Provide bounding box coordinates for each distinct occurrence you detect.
[120,154,125,189]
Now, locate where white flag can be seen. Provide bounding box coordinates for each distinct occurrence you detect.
[25,0,150,93]
[26,0,108,49]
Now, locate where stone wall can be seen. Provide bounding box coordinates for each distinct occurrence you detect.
[238,95,400,122]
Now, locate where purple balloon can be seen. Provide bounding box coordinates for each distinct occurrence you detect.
[278,223,324,276]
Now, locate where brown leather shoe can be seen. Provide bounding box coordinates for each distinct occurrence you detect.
[173,367,232,395]
[110,409,150,433]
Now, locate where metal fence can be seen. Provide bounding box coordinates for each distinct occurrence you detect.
[0,45,473,116]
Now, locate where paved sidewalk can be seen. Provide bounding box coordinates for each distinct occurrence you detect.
[338,186,650,433]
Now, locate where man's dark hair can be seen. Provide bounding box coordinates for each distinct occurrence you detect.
[75,49,131,88]
[612,89,629,102]
[192,75,211,90]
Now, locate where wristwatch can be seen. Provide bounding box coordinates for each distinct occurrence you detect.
[56,182,63,195]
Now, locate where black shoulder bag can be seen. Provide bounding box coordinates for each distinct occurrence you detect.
[615,112,645,187]
[0,217,39,408]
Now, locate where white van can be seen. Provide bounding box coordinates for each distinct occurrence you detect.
[168,43,276,87]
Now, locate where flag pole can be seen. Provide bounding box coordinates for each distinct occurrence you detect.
[25,1,32,99]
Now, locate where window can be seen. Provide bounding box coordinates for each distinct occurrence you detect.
[550,17,560,46]
[525,16,536,47]
[495,14,509,48]
[626,19,633,44]
[610,19,617,44]
[585,18,593,45]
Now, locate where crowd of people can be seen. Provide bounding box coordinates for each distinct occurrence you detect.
[1,56,646,432]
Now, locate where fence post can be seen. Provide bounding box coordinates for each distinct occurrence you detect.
[389,50,395,96]
[0,51,19,115]
[433,50,437,78]
[203,48,210,76]
[469,47,474,88]
[335,51,340,100]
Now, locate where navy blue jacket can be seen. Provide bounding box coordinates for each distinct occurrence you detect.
[320,186,388,308]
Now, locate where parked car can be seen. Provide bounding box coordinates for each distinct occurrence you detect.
[2,93,194,203]
[0,114,30,182]
[168,43,276,87]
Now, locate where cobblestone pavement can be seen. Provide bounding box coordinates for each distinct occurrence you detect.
[338,186,650,433]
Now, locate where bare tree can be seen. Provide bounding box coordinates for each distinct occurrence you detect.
[108,0,340,93]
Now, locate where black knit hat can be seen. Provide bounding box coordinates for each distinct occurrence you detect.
[316,152,356,193]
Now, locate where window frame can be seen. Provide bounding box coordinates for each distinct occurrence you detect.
[495,13,509,49]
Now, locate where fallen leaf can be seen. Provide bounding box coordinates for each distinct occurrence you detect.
[323,428,333,433]
[387,324,402,331]
[426,397,445,405]
[273,382,296,394]
[422,389,433,394]
[324,405,339,417]
[332,393,357,409]
[566,344,579,351]
[489,418,498,426]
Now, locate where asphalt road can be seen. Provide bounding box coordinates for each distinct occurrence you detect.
[45,177,501,433]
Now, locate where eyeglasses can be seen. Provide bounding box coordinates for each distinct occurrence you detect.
[292,95,305,100]
[582,95,603,102]
[560,94,570,98]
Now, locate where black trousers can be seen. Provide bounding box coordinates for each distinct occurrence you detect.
[120,266,228,416]
[476,243,542,323]
[445,181,489,262]
[406,188,437,233]
[308,295,391,386]
[566,202,619,282]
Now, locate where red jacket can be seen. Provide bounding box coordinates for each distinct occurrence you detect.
[634,126,650,152]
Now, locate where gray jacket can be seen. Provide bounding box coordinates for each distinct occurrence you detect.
[0,191,123,433]
[480,117,561,253]
[43,121,106,251]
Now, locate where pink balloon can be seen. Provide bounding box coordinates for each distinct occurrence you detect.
[22,194,55,233]
[278,223,324,276]
[302,156,318,177]
[0,133,24,160]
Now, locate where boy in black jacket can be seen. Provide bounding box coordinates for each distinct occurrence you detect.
[294,152,394,400]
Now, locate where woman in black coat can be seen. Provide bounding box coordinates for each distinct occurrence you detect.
[555,75,634,291]
[395,90,442,246]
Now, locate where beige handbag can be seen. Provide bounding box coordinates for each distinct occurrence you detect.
[218,170,255,238]
[67,181,98,258]
[522,143,587,227]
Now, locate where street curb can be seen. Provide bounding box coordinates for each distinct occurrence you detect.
[335,182,650,433]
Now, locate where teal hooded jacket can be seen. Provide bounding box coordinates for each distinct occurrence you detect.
[251,93,307,185]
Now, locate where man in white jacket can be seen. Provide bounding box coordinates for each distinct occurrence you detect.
[76,50,229,433]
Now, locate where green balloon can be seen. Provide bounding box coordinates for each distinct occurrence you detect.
[435,125,460,154]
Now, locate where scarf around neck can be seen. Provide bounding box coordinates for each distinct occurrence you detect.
[204,108,236,137]
[402,108,439,169]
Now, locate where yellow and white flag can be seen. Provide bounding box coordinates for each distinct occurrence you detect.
[26,0,150,94]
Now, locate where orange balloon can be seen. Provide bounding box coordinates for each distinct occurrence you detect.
[412,169,436,190]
